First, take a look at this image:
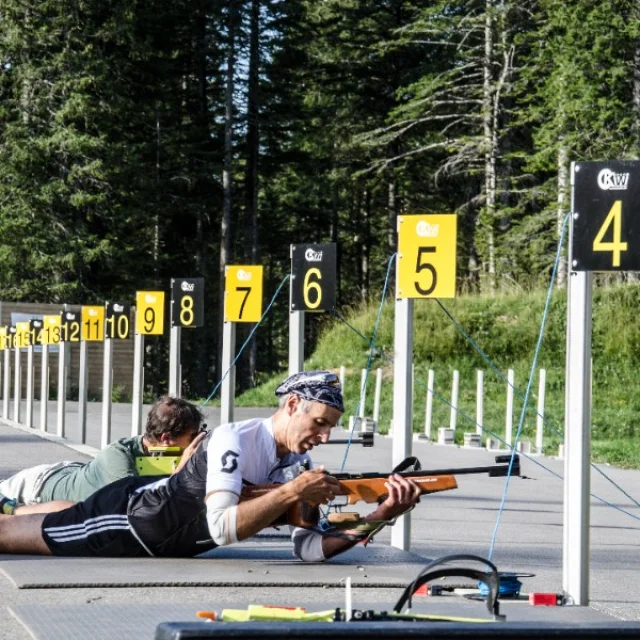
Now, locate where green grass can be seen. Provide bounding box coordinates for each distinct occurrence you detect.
[236,282,640,468]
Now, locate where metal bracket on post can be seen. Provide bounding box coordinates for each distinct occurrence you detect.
[220,320,236,424]
[169,325,181,397]
[131,332,144,437]
[78,340,89,443]
[101,336,113,449]
[40,343,49,432]
[391,296,414,551]
[26,344,34,428]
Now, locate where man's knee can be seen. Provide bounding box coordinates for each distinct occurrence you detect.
[0,513,51,555]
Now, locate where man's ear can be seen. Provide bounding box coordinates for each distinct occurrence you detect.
[286,394,299,416]
[158,432,172,445]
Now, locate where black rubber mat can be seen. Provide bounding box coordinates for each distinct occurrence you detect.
[0,541,430,588]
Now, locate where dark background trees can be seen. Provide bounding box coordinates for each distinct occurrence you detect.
[0,0,637,397]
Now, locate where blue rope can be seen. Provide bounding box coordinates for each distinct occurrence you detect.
[338,253,397,473]
[488,215,569,559]
[200,274,291,407]
[335,314,640,522]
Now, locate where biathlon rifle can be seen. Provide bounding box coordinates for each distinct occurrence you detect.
[241,454,520,532]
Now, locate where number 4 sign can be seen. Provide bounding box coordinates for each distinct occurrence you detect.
[397,214,457,299]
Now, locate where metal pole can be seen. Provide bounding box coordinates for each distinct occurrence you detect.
[476,370,484,436]
[26,344,34,428]
[391,296,414,551]
[13,346,20,423]
[536,369,546,455]
[373,368,382,425]
[359,369,367,419]
[56,341,67,438]
[78,340,88,443]
[40,345,49,432]
[131,332,144,437]
[505,369,515,447]
[101,337,113,449]
[288,311,304,376]
[449,370,459,432]
[563,168,592,606]
[169,325,181,397]
[338,366,346,426]
[424,369,434,440]
[220,320,236,425]
[3,348,11,419]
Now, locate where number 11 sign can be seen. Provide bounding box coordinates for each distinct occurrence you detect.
[397,214,457,299]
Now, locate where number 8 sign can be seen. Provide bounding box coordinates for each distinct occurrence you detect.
[397,214,457,299]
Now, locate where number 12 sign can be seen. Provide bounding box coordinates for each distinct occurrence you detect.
[225,266,263,322]
[398,214,457,299]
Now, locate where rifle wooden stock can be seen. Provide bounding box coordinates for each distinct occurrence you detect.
[239,473,458,529]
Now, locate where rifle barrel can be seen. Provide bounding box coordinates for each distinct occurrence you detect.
[332,455,520,480]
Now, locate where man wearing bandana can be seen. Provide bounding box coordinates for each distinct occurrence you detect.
[0,371,421,560]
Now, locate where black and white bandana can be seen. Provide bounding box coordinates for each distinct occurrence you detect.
[275,370,344,413]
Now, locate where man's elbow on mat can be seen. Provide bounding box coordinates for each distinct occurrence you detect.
[291,528,325,562]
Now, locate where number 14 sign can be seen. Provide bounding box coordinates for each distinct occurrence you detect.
[398,214,457,299]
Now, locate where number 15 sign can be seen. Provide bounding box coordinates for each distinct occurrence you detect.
[397,214,457,299]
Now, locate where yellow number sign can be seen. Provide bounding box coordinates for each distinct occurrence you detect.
[16,321,30,348]
[136,291,165,335]
[81,306,105,341]
[43,315,61,345]
[224,266,264,322]
[397,214,457,299]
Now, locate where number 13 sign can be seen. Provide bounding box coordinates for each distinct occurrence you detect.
[398,214,457,299]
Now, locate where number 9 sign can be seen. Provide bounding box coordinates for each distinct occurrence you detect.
[290,244,337,312]
[397,214,457,299]
[135,291,165,335]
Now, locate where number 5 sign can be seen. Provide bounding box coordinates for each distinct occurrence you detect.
[398,214,457,299]
[290,244,337,312]
[225,266,263,322]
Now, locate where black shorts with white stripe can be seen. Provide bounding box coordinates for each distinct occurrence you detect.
[41,476,154,557]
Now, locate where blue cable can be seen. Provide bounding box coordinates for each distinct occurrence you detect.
[338,253,397,473]
[200,274,291,407]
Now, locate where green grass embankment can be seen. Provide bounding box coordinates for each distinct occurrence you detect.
[236,283,640,469]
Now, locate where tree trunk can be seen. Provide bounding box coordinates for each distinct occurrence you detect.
[244,0,260,386]
[218,0,238,384]
[482,0,496,293]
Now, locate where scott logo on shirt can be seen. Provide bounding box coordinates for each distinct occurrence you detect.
[220,450,239,474]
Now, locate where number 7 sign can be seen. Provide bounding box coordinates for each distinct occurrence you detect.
[397,214,457,299]
[224,266,263,322]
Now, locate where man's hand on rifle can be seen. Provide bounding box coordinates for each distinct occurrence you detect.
[288,467,341,505]
[369,474,422,521]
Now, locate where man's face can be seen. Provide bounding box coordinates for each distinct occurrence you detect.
[286,395,343,454]
[163,426,201,451]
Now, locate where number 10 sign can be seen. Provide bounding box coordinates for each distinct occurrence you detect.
[397,214,457,299]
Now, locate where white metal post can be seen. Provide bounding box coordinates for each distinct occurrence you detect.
[3,348,10,419]
[78,340,89,443]
[424,369,434,440]
[505,369,515,447]
[40,345,49,432]
[359,369,367,418]
[169,325,182,397]
[288,310,304,376]
[536,369,546,455]
[131,332,144,436]
[373,368,382,425]
[338,365,346,426]
[26,344,34,428]
[220,320,236,425]
[13,346,20,423]
[101,337,113,449]
[391,296,414,551]
[449,370,459,432]
[563,171,592,605]
[476,370,484,435]
[56,341,68,438]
